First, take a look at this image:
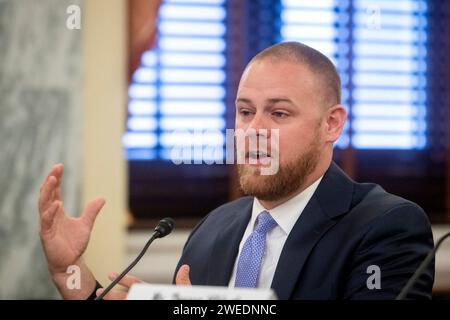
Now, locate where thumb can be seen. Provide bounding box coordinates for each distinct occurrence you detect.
[81,197,105,229]
[176,264,191,286]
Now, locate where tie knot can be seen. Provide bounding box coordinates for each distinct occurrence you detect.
[254,211,277,235]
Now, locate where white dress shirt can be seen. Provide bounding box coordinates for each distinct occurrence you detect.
[228,176,323,288]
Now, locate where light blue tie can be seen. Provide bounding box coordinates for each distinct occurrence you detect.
[234,211,277,288]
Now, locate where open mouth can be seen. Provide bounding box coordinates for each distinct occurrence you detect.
[247,151,272,164]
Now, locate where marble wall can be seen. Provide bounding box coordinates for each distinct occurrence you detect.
[0,0,82,298]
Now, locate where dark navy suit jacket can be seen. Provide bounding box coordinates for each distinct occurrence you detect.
[174,162,435,299]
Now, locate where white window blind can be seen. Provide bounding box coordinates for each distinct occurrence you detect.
[281,0,428,149]
[280,0,350,147]
[124,0,227,160]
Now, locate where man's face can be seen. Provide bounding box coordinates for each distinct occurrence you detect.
[235,59,326,201]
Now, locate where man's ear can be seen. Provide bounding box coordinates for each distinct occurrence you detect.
[324,104,347,143]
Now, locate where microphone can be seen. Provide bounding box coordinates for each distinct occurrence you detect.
[396,231,450,300]
[95,217,175,300]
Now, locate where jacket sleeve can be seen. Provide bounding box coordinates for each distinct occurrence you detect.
[343,203,435,300]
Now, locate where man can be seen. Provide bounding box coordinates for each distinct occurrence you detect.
[38,42,434,300]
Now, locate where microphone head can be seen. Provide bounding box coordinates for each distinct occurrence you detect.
[154,217,175,238]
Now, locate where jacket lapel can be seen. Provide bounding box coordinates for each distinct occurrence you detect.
[271,162,354,299]
[206,198,253,286]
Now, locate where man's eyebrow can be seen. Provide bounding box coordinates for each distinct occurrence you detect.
[235,98,252,104]
[267,98,295,105]
[236,97,295,105]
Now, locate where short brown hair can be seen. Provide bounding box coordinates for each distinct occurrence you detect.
[249,41,341,107]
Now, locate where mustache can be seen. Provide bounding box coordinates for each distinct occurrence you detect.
[246,150,272,158]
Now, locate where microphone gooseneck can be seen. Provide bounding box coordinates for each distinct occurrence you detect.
[95,217,175,300]
[396,231,450,300]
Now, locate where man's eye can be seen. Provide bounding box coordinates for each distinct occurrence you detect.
[239,110,252,116]
[272,111,288,118]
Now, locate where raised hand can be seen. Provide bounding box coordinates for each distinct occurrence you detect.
[38,163,105,298]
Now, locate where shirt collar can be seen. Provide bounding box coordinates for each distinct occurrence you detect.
[251,176,323,235]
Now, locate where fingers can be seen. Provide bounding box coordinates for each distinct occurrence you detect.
[39,176,57,214]
[96,288,127,300]
[95,273,143,300]
[108,273,143,289]
[81,197,106,229]
[39,164,64,213]
[42,164,64,187]
[53,164,64,200]
[175,264,191,286]
[40,201,60,233]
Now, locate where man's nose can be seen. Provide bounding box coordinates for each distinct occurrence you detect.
[247,113,269,136]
